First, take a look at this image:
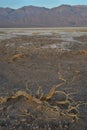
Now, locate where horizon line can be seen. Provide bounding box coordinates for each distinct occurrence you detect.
[0,4,87,9]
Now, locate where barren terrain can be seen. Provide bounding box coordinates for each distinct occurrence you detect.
[0,28,87,130]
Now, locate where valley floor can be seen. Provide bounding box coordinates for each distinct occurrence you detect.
[0,28,87,130]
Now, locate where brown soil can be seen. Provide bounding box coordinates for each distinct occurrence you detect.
[0,29,87,130]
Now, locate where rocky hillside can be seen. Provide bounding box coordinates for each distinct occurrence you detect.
[0,5,87,27]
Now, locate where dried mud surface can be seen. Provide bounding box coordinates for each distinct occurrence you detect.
[0,28,87,130]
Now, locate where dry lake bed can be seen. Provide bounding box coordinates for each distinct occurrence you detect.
[0,27,87,130]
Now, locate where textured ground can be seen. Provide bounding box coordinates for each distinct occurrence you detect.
[0,28,87,130]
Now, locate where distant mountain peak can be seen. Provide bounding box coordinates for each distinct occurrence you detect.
[0,5,87,27]
[59,4,71,7]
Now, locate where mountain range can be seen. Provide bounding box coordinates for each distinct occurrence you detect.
[0,5,87,27]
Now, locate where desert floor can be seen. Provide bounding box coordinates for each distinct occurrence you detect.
[0,27,87,130]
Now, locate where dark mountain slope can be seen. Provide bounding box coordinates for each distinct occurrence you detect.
[0,5,87,27]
